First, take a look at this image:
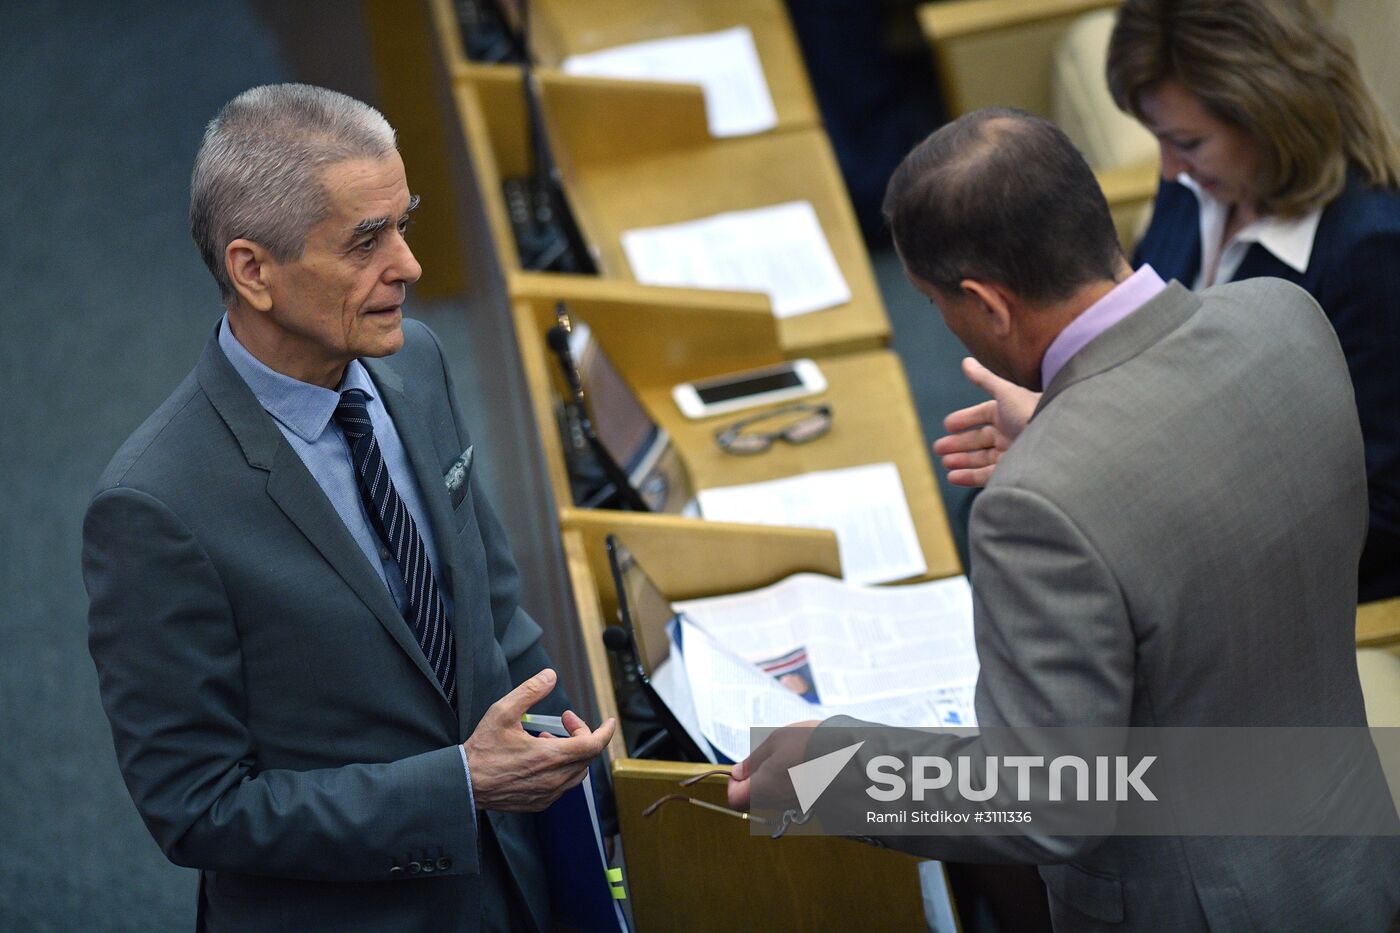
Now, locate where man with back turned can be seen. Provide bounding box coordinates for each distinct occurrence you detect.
[730,109,1400,930]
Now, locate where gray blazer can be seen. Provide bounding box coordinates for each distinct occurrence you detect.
[827,280,1400,929]
[84,319,560,931]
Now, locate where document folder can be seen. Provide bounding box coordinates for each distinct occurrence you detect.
[524,714,630,932]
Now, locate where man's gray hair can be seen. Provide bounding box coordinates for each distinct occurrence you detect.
[190,83,398,305]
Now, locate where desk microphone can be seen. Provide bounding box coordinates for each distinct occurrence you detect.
[602,623,662,752]
[602,625,631,653]
[546,321,587,407]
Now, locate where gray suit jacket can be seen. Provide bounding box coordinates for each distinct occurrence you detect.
[84,319,560,931]
[825,280,1400,929]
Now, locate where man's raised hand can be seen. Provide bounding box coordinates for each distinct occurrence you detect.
[931,357,1040,487]
[464,669,616,812]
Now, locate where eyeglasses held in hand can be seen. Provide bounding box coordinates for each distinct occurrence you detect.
[641,769,813,838]
[714,403,833,456]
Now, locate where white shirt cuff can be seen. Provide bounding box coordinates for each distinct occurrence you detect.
[458,745,478,821]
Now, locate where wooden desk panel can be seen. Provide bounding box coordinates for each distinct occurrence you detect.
[457,66,890,356]
[919,0,1119,116]
[613,760,930,932]
[552,124,892,357]
[1358,596,1400,648]
[528,0,820,131]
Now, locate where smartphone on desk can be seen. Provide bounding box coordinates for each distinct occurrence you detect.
[672,359,826,419]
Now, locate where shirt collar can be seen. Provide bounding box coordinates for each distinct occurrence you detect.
[1177,174,1322,274]
[217,314,377,443]
[1040,264,1167,390]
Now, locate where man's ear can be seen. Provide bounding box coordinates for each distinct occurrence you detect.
[225,238,275,312]
[959,279,1015,338]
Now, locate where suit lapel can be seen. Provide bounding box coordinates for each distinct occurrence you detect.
[365,355,476,726]
[263,451,451,703]
[197,328,455,711]
[1035,282,1202,418]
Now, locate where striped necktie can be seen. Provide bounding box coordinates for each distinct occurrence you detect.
[334,389,457,705]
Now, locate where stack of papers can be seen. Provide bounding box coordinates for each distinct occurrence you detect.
[696,462,926,584]
[657,573,979,763]
[620,201,852,318]
[561,26,778,138]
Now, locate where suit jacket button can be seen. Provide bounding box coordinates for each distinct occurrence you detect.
[436,857,451,871]
[421,860,435,873]
[389,866,403,877]
[407,860,421,874]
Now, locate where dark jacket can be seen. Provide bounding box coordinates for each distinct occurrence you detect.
[84,319,557,931]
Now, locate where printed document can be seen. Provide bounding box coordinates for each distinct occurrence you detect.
[650,631,717,763]
[671,617,817,762]
[696,462,926,584]
[668,574,980,762]
[561,26,778,138]
[620,201,851,318]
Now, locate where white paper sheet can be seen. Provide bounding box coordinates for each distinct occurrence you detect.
[696,463,926,584]
[675,616,825,762]
[561,26,778,138]
[677,573,979,726]
[650,622,718,763]
[620,201,851,318]
[671,574,980,759]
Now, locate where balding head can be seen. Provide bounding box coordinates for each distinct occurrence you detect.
[884,109,1123,304]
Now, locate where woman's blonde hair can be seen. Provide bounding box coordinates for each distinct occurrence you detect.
[1106,0,1400,217]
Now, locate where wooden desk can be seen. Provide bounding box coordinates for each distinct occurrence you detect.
[612,759,931,932]
[636,350,962,583]
[527,0,820,132]
[364,0,475,298]
[559,523,942,930]
[918,0,1119,116]
[1358,596,1400,648]
[510,279,784,511]
[538,75,889,356]
[510,285,960,583]
[454,68,890,357]
[425,0,819,136]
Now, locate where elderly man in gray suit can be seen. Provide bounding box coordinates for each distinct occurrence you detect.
[729,109,1400,929]
[82,84,614,931]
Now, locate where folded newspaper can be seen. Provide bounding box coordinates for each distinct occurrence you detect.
[654,573,979,763]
